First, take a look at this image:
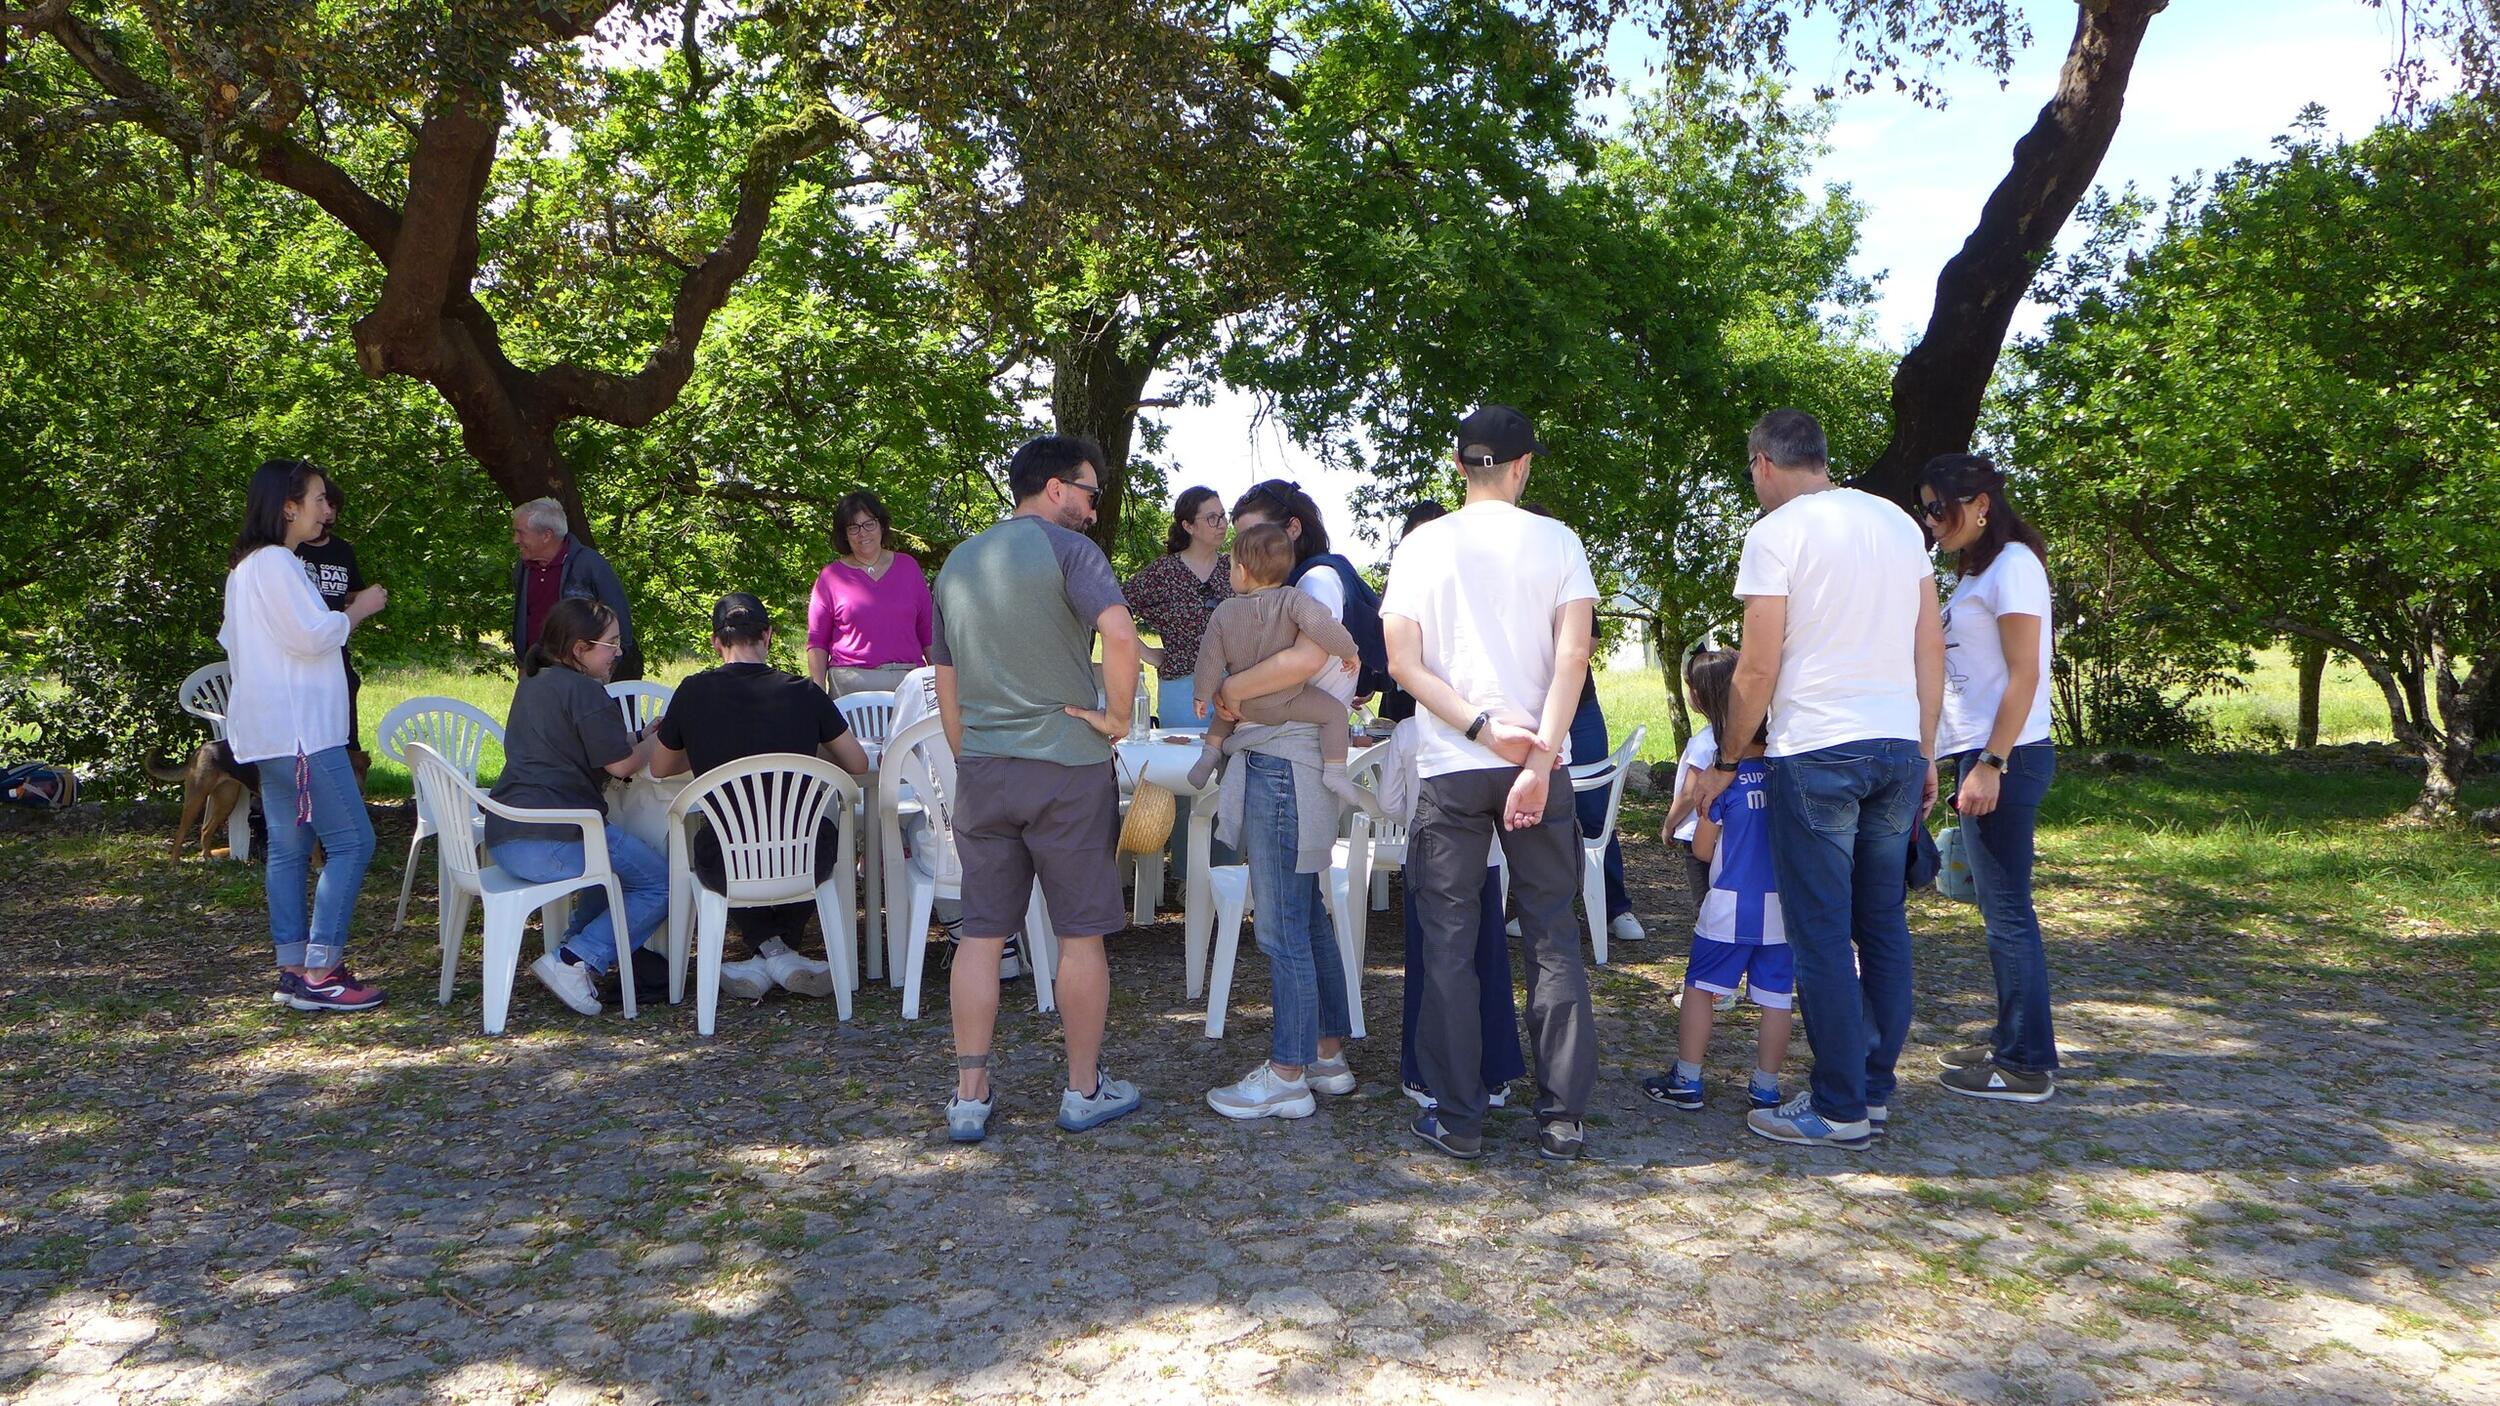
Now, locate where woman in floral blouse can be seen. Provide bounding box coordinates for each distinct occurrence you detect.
[1123,485,1232,732]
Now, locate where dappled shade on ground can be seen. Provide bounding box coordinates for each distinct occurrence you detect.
[2,760,2498,1404]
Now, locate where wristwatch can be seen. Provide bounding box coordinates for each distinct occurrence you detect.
[1713,752,1739,773]
[1464,711,1490,742]
[1978,751,2008,771]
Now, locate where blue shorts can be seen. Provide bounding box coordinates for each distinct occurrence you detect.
[1685,937,1794,1010]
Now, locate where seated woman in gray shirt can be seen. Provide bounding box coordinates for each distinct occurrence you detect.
[487,596,664,1017]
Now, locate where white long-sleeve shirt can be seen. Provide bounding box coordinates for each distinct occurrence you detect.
[218,545,353,764]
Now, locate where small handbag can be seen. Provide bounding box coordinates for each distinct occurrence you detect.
[1933,823,1979,903]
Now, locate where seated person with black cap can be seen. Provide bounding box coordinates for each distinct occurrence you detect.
[652,593,872,999]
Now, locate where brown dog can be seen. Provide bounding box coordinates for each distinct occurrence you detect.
[150,744,371,860]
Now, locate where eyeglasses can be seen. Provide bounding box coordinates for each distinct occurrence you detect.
[1059,477,1102,507]
[844,520,882,535]
[1193,511,1228,527]
[587,638,623,654]
[1918,495,1975,521]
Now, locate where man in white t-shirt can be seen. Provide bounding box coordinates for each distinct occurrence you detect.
[1381,405,1599,1163]
[1688,409,1944,1151]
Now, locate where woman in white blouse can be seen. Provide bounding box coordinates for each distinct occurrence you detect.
[1919,453,2058,1103]
[220,459,389,1012]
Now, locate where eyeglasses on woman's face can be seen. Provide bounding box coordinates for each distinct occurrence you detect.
[1192,507,1228,528]
[587,636,623,654]
[844,519,882,537]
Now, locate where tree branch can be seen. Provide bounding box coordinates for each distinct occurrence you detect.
[539,105,864,427]
[33,7,402,257]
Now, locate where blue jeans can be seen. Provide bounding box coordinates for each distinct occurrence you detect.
[1399,865,1525,1092]
[491,825,670,975]
[1953,744,2059,1074]
[1764,739,1926,1124]
[1241,752,1351,1066]
[1569,691,1632,919]
[258,746,377,971]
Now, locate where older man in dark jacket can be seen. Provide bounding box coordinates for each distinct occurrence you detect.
[510,497,642,680]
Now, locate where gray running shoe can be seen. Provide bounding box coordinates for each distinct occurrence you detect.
[1057,1068,1142,1132]
[946,1091,993,1143]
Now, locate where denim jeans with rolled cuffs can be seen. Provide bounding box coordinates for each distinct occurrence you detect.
[491,825,671,975]
[1408,763,1595,1138]
[1763,739,1926,1125]
[1951,744,2059,1075]
[1241,752,1351,1067]
[258,745,377,971]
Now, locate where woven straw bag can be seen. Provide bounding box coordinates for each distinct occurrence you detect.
[1117,756,1177,856]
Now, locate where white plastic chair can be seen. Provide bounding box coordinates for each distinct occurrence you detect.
[406,743,636,1034]
[833,689,898,968]
[1200,862,1359,1040]
[177,662,251,863]
[664,753,861,1034]
[833,690,897,754]
[374,697,505,931]
[606,680,673,735]
[1566,725,1646,966]
[877,713,1058,1021]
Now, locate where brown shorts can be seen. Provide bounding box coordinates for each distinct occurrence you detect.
[952,756,1127,939]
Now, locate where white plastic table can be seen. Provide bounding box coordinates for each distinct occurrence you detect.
[1114,734,1221,999]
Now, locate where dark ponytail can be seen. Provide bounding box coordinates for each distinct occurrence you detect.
[1230,479,1329,563]
[524,597,616,678]
[1919,453,2048,578]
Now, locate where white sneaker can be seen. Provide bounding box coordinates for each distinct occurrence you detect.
[758,939,835,998]
[530,953,602,1015]
[1207,1063,1316,1121]
[1399,1081,1507,1111]
[999,933,1027,982]
[1609,912,1647,943]
[1304,1055,1357,1096]
[716,957,774,1001]
[1505,917,1523,938]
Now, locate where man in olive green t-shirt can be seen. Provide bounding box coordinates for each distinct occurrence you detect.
[929,435,1143,1142]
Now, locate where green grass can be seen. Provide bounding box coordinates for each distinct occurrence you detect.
[2192,646,2394,747]
[356,658,711,799]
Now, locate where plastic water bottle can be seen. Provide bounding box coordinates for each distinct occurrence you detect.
[1130,675,1152,741]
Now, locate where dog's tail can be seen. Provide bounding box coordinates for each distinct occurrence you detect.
[144,751,189,784]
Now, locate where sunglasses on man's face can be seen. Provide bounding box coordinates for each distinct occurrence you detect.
[1060,478,1102,507]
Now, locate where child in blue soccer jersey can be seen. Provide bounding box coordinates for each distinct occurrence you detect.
[1642,652,1794,1114]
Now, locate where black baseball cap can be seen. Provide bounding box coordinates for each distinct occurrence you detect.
[1456,404,1544,467]
[711,592,770,636]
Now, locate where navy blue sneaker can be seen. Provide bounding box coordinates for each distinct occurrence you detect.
[1410,1112,1484,1161]
[1642,1070,1705,1111]
[1745,1092,1872,1149]
[1748,1076,1784,1110]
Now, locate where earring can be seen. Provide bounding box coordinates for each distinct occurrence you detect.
[1975,517,1987,530]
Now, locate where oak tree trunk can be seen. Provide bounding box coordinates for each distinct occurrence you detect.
[1858,0,2169,505]
[1048,310,1172,556]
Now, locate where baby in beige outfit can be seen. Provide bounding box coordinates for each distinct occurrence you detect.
[1189,523,1366,807]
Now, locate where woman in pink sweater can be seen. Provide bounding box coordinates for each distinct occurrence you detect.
[805,490,933,696]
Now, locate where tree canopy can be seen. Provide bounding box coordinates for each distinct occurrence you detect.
[2008,100,2500,814]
